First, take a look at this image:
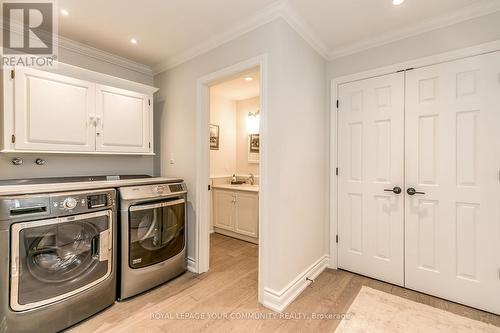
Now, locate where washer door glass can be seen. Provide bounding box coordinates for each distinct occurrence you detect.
[14,213,111,308]
[129,199,185,269]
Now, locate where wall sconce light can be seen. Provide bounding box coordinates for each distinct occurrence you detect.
[247,110,260,134]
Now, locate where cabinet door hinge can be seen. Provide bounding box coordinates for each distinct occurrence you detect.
[11,134,15,143]
[148,99,151,106]
[335,167,339,176]
[10,70,15,79]
[208,185,211,191]
[336,235,339,244]
[148,142,151,148]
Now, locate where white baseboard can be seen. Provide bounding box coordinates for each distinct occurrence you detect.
[187,257,197,273]
[262,254,329,312]
[329,254,338,269]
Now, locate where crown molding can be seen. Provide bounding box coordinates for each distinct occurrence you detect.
[5,1,498,77]
[152,0,500,75]
[327,0,500,60]
[279,3,330,59]
[152,0,329,75]
[2,19,154,76]
[57,36,154,76]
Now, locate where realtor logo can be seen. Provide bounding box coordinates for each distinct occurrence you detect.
[1,0,57,67]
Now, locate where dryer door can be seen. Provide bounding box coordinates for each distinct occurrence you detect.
[10,210,113,311]
[128,198,185,269]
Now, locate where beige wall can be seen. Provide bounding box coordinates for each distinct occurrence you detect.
[209,94,237,177]
[0,45,156,180]
[209,94,260,178]
[155,18,328,294]
[236,96,260,176]
[327,11,500,79]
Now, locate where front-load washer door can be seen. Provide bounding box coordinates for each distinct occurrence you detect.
[10,210,113,311]
[128,198,185,269]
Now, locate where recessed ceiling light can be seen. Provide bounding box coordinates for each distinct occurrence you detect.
[244,77,253,81]
[392,0,405,5]
[60,9,69,16]
[130,38,138,45]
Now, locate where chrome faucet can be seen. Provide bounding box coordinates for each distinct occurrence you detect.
[246,173,255,185]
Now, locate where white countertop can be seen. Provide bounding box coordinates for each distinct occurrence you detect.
[212,184,259,193]
[0,177,182,196]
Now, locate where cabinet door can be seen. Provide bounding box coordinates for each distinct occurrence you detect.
[13,67,96,152]
[213,190,235,231]
[95,84,151,153]
[235,192,259,238]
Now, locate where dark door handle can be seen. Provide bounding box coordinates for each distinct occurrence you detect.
[407,187,425,196]
[384,186,402,194]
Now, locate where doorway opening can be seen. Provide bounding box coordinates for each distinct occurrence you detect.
[195,56,266,302]
[209,67,260,244]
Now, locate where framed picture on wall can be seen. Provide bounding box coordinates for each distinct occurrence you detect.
[249,134,259,153]
[248,134,260,164]
[209,124,219,150]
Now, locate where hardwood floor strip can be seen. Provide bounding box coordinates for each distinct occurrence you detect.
[68,233,500,332]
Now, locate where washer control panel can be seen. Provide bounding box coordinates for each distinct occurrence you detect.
[63,197,78,210]
[50,190,115,214]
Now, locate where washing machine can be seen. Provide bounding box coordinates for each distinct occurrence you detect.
[0,189,117,333]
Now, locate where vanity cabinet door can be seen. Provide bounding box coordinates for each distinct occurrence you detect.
[95,84,152,153]
[213,190,236,231]
[235,192,258,238]
[13,67,96,152]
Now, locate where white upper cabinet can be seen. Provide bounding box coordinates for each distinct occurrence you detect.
[95,85,151,153]
[13,67,96,152]
[1,64,158,155]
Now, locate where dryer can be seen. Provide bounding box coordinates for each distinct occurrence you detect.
[118,181,187,300]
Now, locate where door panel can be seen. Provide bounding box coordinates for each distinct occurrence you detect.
[235,192,258,238]
[338,72,405,286]
[95,84,151,153]
[10,210,112,311]
[213,190,235,231]
[14,67,96,151]
[405,52,500,314]
[128,199,185,269]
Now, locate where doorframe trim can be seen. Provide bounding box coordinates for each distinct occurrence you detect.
[329,39,500,269]
[195,54,268,303]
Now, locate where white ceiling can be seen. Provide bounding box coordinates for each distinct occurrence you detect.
[210,70,260,101]
[289,0,492,56]
[57,0,500,72]
[58,0,277,66]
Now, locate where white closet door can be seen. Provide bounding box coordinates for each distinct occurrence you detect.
[405,52,500,314]
[14,67,96,152]
[338,72,405,286]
